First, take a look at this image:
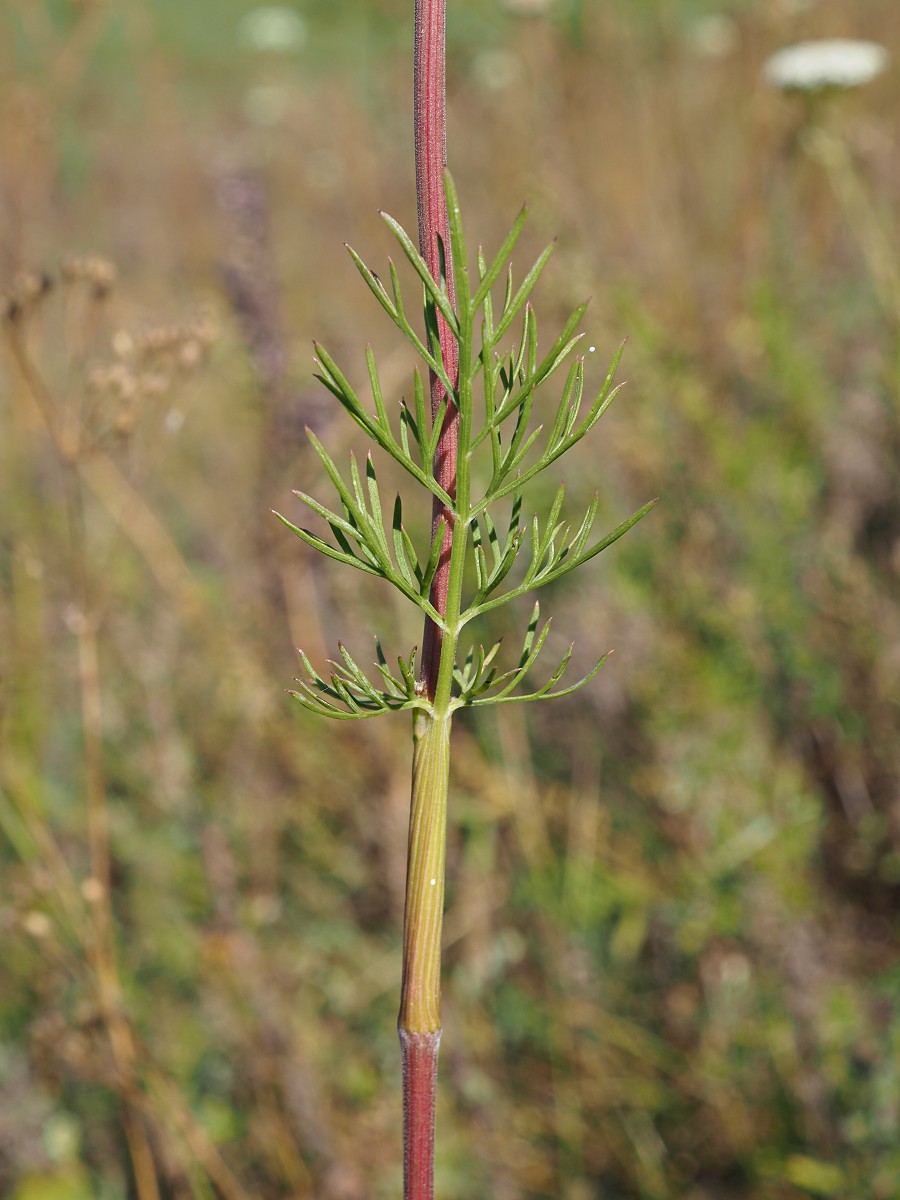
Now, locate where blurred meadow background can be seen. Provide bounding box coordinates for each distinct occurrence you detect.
[2,0,900,1197]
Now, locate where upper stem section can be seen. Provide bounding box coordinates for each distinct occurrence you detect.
[414,0,457,364]
[414,0,460,701]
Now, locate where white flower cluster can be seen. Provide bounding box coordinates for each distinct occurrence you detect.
[502,0,555,15]
[238,5,308,55]
[763,39,889,92]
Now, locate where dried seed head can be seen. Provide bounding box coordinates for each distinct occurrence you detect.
[178,338,203,370]
[113,410,139,436]
[61,253,117,296]
[137,370,172,398]
[3,270,53,323]
[136,324,180,355]
[60,255,82,283]
[192,309,219,348]
[22,911,52,939]
[112,329,135,359]
[79,877,105,904]
[87,361,139,402]
[89,261,116,299]
[129,312,216,379]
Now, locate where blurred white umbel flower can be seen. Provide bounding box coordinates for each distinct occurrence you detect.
[502,0,555,16]
[763,39,889,92]
[238,6,308,54]
[472,49,522,91]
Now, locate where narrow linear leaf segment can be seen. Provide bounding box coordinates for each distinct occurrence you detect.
[277,171,654,1198]
[277,173,655,727]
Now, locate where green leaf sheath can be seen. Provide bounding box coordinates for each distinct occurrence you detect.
[399,711,451,1033]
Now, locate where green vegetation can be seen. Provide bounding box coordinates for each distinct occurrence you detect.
[1,2,899,1199]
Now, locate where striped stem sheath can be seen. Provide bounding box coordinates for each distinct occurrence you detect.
[399,712,451,1199]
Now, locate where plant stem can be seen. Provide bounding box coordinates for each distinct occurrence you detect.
[400,2,457,1195]
[415,0,459,701]
[399,712,451,1199]
[400,712,451,1035]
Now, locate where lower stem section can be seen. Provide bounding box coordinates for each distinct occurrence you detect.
[399,711,450,1033]
[399,710,451,1199]
[399,1028,441,1200]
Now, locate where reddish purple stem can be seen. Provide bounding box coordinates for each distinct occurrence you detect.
[415,0,459,704]
[400,1030,442,1200]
